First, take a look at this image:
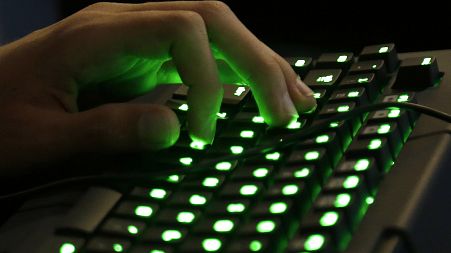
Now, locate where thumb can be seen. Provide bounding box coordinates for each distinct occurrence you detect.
[66,103,180,153]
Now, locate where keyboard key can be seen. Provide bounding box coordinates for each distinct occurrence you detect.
[130,187,172,201]
[182,175,226,190]
[316,52,354,70]
[329,87,369,106]
[206,200,251,216]
[339,73,380,100]
[237,218,282,236]
[367,108,412,136]
[155,208,201,225]
[318,101,356,118]
[250,199,294,217]
[141,227,187,243]
[346,137,393,172]
[85,237,131,252]
[230,164,275,182]
[336,157,381,194]
[115,201,159,219]
[358,122,404,156]
[178,236,226,252]
[224,237,271,253]
[130,245,175,253]
[300,210,350,245]
[303,69,342,89]
[392,56,441,90]
[286,56,313,78]
[51,237,85,253]
[349,60,387,81]
[359,43,399,72]
[168,191,213,207]
[220,182,263,199]
[100,218,146,237]
[287,233,334,253]
[192,217,240,234]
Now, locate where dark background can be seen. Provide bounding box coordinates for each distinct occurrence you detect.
[1,0,449,55]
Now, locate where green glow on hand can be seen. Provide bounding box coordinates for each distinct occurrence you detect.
[134,206,153,217]
[189,194,207,205]
[377,124,391,134]
[213,220,235,233]
[295,59,306,67]
[149,188,167,199]
[177,211,195,223]
[319,211,339,226]
[234,87,247,96]
[368,139,382,150]
[316,75,334,83]
[354,159,370,171]
[252,116,265,123]
[358,77,369,83]
[343,176,360,189]
[366,196,375,205]
[315,135,329,143]
[265,152,281,161]
[161,230,182,242]
[178,104,189,111]
[269,202,288,214]
[329,122,339,128]
[334,193,351,208]
[227,203,246,213]
[190,140,206,150]
[240,185,258,196]
[113,244,123,252]
[294,167,310,178]
[230,146,244,154]
[256,220,276,233]
[179,157,193,166]
[388,108,401,118]
[249,240,263,251]
[60,243,76,253]
[202,238,222,252]
[216,112,227,119]
[337,55,348,62]
[253,168,269,178]
[421,57,432,65]
[304,234,325,251]
[305,151,320,160]
[127,225,139,235]
[282,184,299,195]
[347,91,360,97]
[379,46,389,53]
[167,174,180,183]
[287,120,302,129]
[215,161,232,171]
[240,130,255,138]
[337,105,350,112]
[202,177,220,187]
[397,94,410,102]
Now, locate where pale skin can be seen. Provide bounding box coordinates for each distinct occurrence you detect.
[0,1,316,173]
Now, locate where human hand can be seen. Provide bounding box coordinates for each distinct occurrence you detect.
[0,1,315,172]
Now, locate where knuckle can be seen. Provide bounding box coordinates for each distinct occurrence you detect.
[197,1,232,17]
[83,2,113,11]
[169,11,205,30]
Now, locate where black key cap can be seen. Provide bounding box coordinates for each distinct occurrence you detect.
[100,218,146,237]
[339,73,380,100]
[300,210,350,245]
[85,237,130,253]
[312,88,328,103]
[329,87,369,106]
[265,181,310,203]
[323,174,366,195]
[220,182,263,199]
[392,56,441,90]
[130,186,172,202]
[224,237,271,253]
[230,164,275,181]
[359,43,399,72]
[206,199,251,216]
[192,217,240,234]
[336,157,381,194]
[155,208,201,225]
[168,191,213,207]
[236,218,282,236]
[250,199,294,217]
[349,60,387,81]
[115,201,159,219]
[286,56,313,78]
[316,52,354,70]
[318,101,356,118]
[287,233,334,253]
[182,175,226,190]
[303,69,342,89]
[141,227,187,243]
[57,187,121,235]
[50,237,85,253]
[295,132,343,166]
[346,137,393,172]
[286,148,331,182]
[358,122,404,156]
[367,108,412,136]
[178,236,226,252]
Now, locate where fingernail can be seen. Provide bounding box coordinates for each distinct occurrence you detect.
[296,75,314,97]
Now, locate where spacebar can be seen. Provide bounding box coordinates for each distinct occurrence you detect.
[56,187,122,234]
